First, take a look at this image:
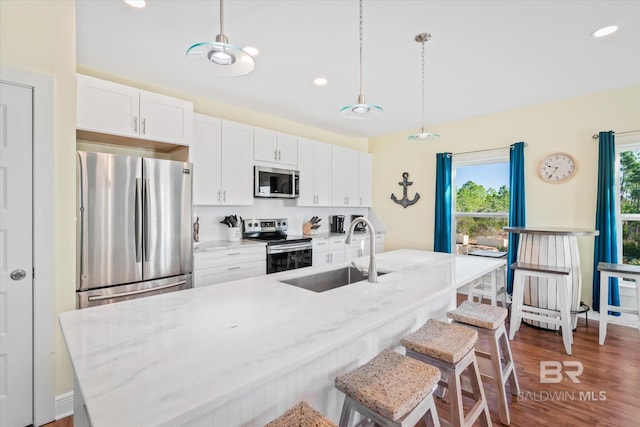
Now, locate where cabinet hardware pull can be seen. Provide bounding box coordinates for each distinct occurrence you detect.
[223,190,226,202]
[274,149,278,160]
[228,266,241,270]
[228,252,241,256]
[133,116,138,133]
[278,150,282,161]
[142,118,146,134]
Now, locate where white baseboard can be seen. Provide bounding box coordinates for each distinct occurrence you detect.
[55,391,73,420]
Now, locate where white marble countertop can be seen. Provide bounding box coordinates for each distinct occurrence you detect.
[59,249,502,427]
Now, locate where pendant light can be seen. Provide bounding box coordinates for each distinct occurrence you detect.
[339,0,383,119]
[408,33,439,140]
[186,0,255,76]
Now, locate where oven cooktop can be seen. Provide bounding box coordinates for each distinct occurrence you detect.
[242,218,311,246]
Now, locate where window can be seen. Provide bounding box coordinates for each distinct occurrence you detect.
[452,149,510,255]
[615,139,640,265]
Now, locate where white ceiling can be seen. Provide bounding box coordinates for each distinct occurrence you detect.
[76,0,640,138]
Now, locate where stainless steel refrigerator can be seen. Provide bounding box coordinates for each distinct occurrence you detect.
[76,151,193,309]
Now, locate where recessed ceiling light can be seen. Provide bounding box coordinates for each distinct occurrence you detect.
[314,77,328,86]
[123,0,146,8]
[243,46,259,56]
[592,25,618,38]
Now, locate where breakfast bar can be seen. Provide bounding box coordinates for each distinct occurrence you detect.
[60,250,505,427]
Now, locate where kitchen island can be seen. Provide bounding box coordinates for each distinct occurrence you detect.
[60,250,504,427]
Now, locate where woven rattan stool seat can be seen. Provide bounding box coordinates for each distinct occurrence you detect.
[401,319,477,364]
[448,300,508,329]
[335,349,440,422]
[265,401,337,427]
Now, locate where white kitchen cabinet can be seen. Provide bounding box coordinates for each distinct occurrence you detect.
[375,233,385,253]
[297,138,332,206]
[77,74,193,146]
[253,128,298,167]
[192,114,253,205]
[346,234,371,259]
[312,236,346,266]
[358,152,372,207]
[331,146,360,207]
[194,245,266,287]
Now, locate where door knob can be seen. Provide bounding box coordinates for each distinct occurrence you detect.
[10,269,27,281]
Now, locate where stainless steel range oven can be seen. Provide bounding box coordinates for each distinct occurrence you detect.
[243,218,312,274]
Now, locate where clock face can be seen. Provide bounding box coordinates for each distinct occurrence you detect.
[539,153,577,183]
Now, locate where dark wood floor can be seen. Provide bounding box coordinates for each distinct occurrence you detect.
[44,294,640,427]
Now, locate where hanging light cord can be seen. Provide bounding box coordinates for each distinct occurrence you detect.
[219,0,224,35]
[420,38,425,131]
[359,0,364,98]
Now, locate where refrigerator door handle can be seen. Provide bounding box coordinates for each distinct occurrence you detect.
[87,280,187,301]
[135,178,142,263]
[143,178,151,263]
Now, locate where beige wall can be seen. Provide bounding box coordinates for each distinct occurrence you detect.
[370,85,640,306]
[1,0,77,395]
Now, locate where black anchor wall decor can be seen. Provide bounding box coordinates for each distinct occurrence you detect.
[391,172,420,208]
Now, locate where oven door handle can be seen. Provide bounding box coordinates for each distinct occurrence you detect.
[268,244,312,254]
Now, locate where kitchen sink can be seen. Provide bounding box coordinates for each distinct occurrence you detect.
[280,266,386,293]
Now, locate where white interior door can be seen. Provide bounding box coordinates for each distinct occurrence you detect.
[0,81,33,426]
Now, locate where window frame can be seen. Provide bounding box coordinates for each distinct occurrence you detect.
[614,136,640,267]
[451,148,510,252]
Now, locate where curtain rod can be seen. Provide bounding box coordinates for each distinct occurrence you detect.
[449,142,527,157]
[592,129,640,139]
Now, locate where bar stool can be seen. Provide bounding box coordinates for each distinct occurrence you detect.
[598,262,640,345]
[448,301,520,425]
[509,262,573,355]
[335,349,441,427]
[401,319,491,427]
[265,401,336,427]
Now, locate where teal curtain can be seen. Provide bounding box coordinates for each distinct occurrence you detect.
[507,142,526,293]
[434,153,452,253]
[593,131,620,314]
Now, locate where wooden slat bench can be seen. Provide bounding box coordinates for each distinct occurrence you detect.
[509,262,574,355]
[597,262,640,345]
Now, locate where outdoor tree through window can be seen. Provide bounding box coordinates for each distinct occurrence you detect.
[454,157,509,255]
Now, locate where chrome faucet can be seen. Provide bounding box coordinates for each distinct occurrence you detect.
[345,217,377,283]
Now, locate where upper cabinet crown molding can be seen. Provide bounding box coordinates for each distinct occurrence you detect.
[253,127,298,167]
[76,74,193,147]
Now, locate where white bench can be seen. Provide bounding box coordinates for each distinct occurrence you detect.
[597,262,640,345]
[509,262,574,355]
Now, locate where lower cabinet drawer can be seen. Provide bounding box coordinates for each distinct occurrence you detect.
[194,261,265,287]
[194,246,265,269]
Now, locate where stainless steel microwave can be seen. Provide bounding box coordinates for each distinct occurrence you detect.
[254,166,300,198]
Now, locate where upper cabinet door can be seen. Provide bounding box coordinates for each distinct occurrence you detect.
[344,149,360,206]
[296,138,315,206]
[253,127,298,167]
[253,128,278,163]
[77,74,139,137]
[314,141,332,206]
[221,120,254,206]
[192,114,222,205]
[276,133,298,166]
[331,146,347,206]
[358,152,372,207]
[139,91,193,146]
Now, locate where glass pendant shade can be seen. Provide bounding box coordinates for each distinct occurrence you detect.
[340,95,383,120]
[408,32,438,141]
[186,0,255,76]
[408,128,440,141]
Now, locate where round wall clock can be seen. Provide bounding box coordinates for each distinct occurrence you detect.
[538,152,577,183]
